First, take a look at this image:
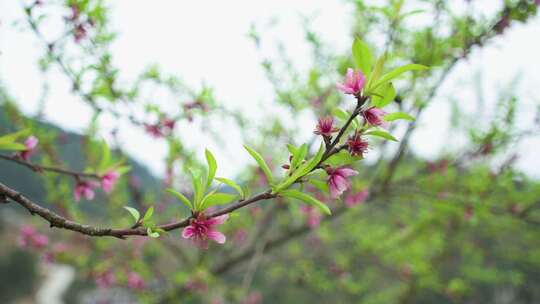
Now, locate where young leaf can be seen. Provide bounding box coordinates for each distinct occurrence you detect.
[309,179,329,193]
[215,177,244,198]
[205,149,217,188]
[372,64,428,90]
[384,112,415,122]
[290,144,308,171]
[274,143,325,193]
[365,130,398,142]
[280,189,331,215]
[200,193,237,210]
[190,168,205,209]
[116,165,131,175]
[98,141,111,171]
[367,53,387,90]
[142,206,154,223]
[0,142,27,151]
[0,129,29,144]
[371,82,396,108]
[244,145,273,184]
[123,206,140,223]
[325,149,363,166]
[332,108,358,129]
[286,144,298,156]
[352,38,373,76]
[166,188,193,210]
[147,227,160,238]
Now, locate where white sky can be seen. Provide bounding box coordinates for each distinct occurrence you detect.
[1,1,539,178]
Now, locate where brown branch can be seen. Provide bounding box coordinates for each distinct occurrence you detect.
[0,181,276,239]
[0,154,100,180]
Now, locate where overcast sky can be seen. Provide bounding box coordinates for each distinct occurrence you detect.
[1,1,539,178]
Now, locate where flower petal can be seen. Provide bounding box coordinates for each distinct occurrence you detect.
[182,226,195,239]
[207,231,226,244]
[337,167,358,177]
[206,214,229,226]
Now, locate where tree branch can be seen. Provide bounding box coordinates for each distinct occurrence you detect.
[0,154,100,180]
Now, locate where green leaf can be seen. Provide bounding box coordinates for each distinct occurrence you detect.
[147,227,160,238]
[367,54,387,90]
[352,38,373,76]
[166,189,193,210]
[280,189,331,215]
[384,112,415,122]
[290,144,308,171]
[286,144,298,156]
[309,179,329,193]
[116,165,131,175]
[0,142,27,151]
[190,168,205,210]
[142,206,154,223]
[365,130,398,142]
[325,149,363,166]
[332,108,358,129]
[98,141,111,171]
[372,64,428,90]
[215,177,244,198]
[200,193,237,210]
[371,82,396,108]
[274,143,325,194]
[123,206,140,223]
[244,145,273,184]
[0,129,29,144]
[205,149,217,188]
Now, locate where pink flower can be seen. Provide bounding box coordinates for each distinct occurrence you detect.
[144,123,164,138]
[314,116,339,137]
[345,188,369,207]
[182,214,228,249]
[326,166,358,199]
[101,170,120,193]
[95,271,116,289]
[347,132,369,157]
[300,205,322,228]
[32,234,49,249]
[18,225,36,248]
[362,107,389,128]
[74,180,98,201]
[127,272,146,290]
[18,136,39,161]
[336,68,366,95]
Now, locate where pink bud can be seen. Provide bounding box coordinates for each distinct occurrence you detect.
[336,68,366,95]
[18,136,39,161]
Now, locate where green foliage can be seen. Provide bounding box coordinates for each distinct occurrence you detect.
[352,38,373,76]
[0,129,28,151]
[215,177,244,199]
[364,130,398,141]
[123,206,140,224]
[273,143,325,194]
[281,189,331,215]
[244,145,274,184]
[384,112,415,122]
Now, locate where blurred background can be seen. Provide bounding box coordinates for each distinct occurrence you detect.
[1,0,539,303]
